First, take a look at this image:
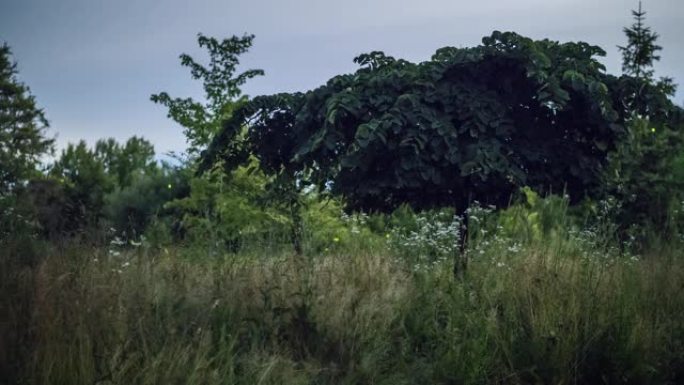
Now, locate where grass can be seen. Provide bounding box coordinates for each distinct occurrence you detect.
[2,227,684,384]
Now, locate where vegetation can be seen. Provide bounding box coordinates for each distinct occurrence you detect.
[201,32,628,214]
[0,44,54,196]
[3,196,684,384]
[1,2,684,384]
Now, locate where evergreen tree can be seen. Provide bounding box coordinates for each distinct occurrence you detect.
[618,1,661,81]
[617,2,676,113]
[0,43,54,194]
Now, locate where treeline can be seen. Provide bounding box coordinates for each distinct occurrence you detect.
[1,4,683,257]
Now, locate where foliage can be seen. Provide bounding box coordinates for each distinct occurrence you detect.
[49,141,114,233]
[149,33,300,252]
[618,1,662,81]
[103,164,189,240]
[300,197,385,254]
[615,1,677,113]
[0,43,54,195]
[0,44,54,239]
[203,31,626,214]
[605,117,684,240]
[588,5,684,244]
[495,187,571,245]
[48,137,161,237]
[95,136,157,187]
[166,164,290,251]
[151,33,264,157]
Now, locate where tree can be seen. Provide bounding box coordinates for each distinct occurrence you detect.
[151,34,264,157]
[0,43,54,194]
[103,163,188,240]
[153,34,305,253]
[618,1,660,81]
[49,137,160,236]
[95,136,156,187]
[201,31,633,268]
[202,32,623,215]
[50,141,114,234]
[604,5,684,241]
[617,2,676,112]
[605,116,684,241]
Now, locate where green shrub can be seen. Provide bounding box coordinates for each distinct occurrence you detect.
[166,166,291,252]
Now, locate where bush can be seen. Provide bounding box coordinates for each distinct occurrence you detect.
[166,166,291,252]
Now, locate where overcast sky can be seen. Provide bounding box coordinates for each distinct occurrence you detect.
[1,0,683,156]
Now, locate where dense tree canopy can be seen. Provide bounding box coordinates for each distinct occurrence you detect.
[94,136,157,187]
[201,31,647,212]
[48,137,159,234]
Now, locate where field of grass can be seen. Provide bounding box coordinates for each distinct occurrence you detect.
[3,213,684,385]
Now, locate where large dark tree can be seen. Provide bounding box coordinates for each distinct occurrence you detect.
[202,32,624,215]
[0,43,53,194]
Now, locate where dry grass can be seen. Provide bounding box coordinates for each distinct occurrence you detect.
[2,238,684,384]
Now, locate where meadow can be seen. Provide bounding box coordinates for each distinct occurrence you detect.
[3,196,684,385]
[3,5,684,384]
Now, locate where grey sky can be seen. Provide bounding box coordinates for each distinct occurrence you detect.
[1,0,683,157]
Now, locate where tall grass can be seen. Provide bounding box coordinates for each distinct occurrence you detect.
[2,199,684,384]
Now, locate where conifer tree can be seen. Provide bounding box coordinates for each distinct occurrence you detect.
[0,43,54,194]
[617,2,676,112]
[618,1,661,81]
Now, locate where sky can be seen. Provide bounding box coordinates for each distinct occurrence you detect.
[1,0,683,157]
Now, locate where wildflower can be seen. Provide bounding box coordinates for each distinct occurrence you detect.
[110,236,125,246]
